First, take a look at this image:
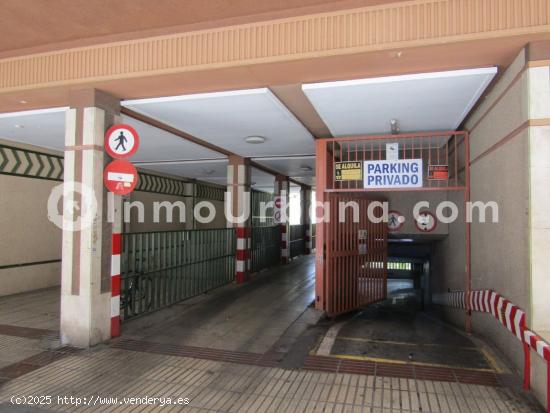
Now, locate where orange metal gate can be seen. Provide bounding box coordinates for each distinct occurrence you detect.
[324,193,387,316]
[315,131,470,321]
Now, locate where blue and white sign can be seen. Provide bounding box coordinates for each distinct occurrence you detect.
[364,159,423,189]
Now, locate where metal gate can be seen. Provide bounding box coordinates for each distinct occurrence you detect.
[324,193,387,316]
[315,131,469,319]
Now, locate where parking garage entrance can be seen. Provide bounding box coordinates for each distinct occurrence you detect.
[314,131,471,325]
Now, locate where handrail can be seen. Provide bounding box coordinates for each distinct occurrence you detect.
[433,289,550,412]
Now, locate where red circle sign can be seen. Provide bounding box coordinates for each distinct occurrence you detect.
[105,124,140,159]
[104,160,138,195]
[415,211,437,232]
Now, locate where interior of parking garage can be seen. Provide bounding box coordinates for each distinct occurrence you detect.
[0,1,550,411]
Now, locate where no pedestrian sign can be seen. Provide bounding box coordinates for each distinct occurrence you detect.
[103,160,138,196]
[105,124,140,159]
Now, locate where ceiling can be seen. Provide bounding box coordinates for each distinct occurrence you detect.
[123,88,314,158]
[0,0,397,57]
[0,67,499,190]
[303,67,497,136]
[137,159,229,185]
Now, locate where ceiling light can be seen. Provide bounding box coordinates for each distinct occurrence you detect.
[300,166,312,172]
[19,100,27,104]
[13,124,24,129]
[245,136,266,144]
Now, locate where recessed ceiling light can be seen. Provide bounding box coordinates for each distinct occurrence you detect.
[13,124,24,129]
[245,136,266,144]
[19,100,27,104]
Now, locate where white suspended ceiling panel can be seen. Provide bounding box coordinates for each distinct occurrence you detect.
[122,116,224,163]
[302,67,497,136]
[0,107,67,151]
[123,88,314,158]
[0,108,225,169]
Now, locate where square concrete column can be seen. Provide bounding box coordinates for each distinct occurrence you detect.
[301,186,313,255]
[60,89,121,347]
[275,175,290,264]
[226,155,251,283]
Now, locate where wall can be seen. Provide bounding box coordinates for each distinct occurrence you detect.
[430,43,550,409]
[0,139,63,296]
[0,143,228,297]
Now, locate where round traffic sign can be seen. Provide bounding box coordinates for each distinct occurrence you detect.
[415,211,437,232]
[103,160,138,195]
[105,124,140,159]
[387,210,405,232]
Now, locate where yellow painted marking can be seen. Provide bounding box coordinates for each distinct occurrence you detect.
[335,336,477,351]
[480,347,505,374]
[330,353,496,373]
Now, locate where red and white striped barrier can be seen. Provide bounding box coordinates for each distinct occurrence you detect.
[281,224,289,264]
[111,232,121,338]
[434,289,550,411]
[236,227,251,283]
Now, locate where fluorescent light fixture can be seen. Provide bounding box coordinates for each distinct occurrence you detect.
[302,67,497,90]
[0,106,68,119]
[123,88,270,106]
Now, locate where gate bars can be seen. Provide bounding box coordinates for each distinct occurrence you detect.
[120,228,235,320]
[315,132,471,325]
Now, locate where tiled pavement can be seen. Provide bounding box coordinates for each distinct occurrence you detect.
[0,260,542,412]
[0,346,541,412]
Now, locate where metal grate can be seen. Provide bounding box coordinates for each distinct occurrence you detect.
[324,132,468,192]
[289,224,306,258]
[251,226,280,273]
[120,228,235,320]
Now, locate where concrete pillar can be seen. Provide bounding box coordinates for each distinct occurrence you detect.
[301,186,313,255]
[60,89,121,347]
[275,175,290,264]
[226,155,251,283]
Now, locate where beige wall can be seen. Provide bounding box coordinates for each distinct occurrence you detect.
[0,170,62,296]
[430,46,550,409]
[383,191,449,236]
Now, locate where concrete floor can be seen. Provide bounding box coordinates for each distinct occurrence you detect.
[122,255,318,355]
[0,287,59,331]
[0,256,542,412]
[322,306,493,371]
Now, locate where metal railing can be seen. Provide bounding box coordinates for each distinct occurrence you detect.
[251,189,275,227]
[251,225,280,273]
[289,224,306,259]
[120,228,235,320]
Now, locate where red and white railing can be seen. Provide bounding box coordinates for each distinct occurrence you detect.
[433,289,550,411]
